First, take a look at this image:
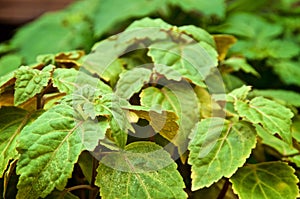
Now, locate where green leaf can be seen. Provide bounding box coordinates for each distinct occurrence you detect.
[126,17,172,30]
[0,72,15,93]
[270,60,300,87]
[188,118,256,190]
[115,67,152,99]
[222,73,245,92]
[218,13,282,39]
[16,104,95,198]
[223,57,259,76]
[95,141,187,199]
[11,4,94,63]
[140,84,199,153]
[178,25,216,47]
[148,38,218,87]
[251,89,300,107]
[101,59,124,87]
[93,0,163,37]
[52,68,78,94]
[169,0,226,18]
[255,125,297,156]
[227,85,252,102]
[0,54,22,76]
[14,65,54,106]
[230,162,299,199]
[235,97,294,144]
[0,107,39,178]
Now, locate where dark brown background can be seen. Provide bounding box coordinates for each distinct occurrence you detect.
[0,0,75,42]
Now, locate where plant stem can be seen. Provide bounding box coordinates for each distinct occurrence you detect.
[65,184,95,192]
[217,179,230,199]
[89,157,99,199]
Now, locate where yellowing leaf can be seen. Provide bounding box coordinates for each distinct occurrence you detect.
[213,34,237,61]
[131,110,179,141]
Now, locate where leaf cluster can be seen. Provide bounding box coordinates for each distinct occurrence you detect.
[1,0,300,199]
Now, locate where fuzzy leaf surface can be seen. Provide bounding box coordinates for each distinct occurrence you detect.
[148,39,218,87]
[16,103,104,198]
[95,141,187,199]
[188,118,256,190]
[230,162,299,199]
[0,107,39,178]
[235,96,294,143]
[115,67,152,99]
[14,65,54,106]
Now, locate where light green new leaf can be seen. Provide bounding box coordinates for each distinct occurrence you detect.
[14,65,54,106]
[95,141,187,199]
[230,162,299,199]
[148,39,218,87]
[251,89,300,107]
[16,103,100,199]
[235,97,294,144]
[188,118,256,190]
[227,85,251,102]
[0,107,39,178]
[126,17,172,30]
[140,84,199,153]
[115,67,152,99]
[52,68,78,94]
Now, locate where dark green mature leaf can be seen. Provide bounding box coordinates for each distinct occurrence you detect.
[218,13,282,39]
[235,97,294,144]
[14,65,54,106]
[0,107,39,178]
[11,1,95,63]
[230,162,299,199]
[0,72,15,93]
[223,57,259,76]
[0,54,22,76]
[93,0,163,37]
[16,103,103,198]
[270,60,300,87]
[217,13,299,59]
[188,118,256,190]
[140,83,199,153]
[96,141,187,199]
[115,67,152,99]
[169,0,226,18]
